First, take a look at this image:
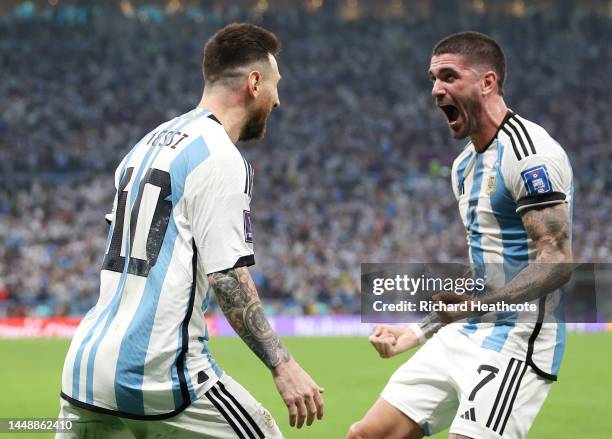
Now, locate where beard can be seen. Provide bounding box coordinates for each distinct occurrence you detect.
[239,105,269,142]
[452,91,483,139]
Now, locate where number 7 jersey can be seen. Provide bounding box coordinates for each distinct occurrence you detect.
[61,108,255,418]
[447,110,573,381]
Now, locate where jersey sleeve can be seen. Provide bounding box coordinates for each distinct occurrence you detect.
[502,140,572,214]
[185,151,254,275]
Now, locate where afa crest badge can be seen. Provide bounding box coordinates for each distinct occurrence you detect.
[485,174,497,195]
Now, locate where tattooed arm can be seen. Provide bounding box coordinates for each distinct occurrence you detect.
[208,266,324,428]
[370,206,573,355]
[208,267,289,368]
[479,203,572,306]
[434,203,573,323]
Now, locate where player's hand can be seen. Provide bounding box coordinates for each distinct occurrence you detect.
[369,325,420,358]
[272,357,324,429]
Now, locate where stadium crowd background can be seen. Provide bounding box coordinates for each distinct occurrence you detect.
[1,0,610,317]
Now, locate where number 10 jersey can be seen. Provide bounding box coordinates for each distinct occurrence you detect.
[61,108,255,419]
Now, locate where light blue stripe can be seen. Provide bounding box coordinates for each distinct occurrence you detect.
[551,163,573,374]
[201,285,223,378]
[84,141,163,404]
[80,114,188,405]
[481,142,528,351]
[71,143,140,399]
[456,152,472,196]
[455,152,474,332]
[169,133,216,401]
[114,133,210,414]
[461,153,485,335]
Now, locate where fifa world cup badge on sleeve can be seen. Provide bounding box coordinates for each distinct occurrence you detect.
[243,210,253,243]
[521,165,552,195]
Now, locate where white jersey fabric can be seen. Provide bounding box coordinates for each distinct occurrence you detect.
[382,327,552,438]
[446,110,573,380]
[61,108,255,418]
[57,374,281,439]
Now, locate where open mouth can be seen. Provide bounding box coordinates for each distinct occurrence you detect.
[440,104,460,125]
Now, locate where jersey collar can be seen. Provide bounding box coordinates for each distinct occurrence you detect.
[476,109,514,154]
[207,113,223,126]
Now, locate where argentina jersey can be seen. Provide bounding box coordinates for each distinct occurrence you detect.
[60,108,255,418]
[447,110,573,380]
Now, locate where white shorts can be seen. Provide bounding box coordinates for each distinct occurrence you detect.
[55,374,282,439]
[381,328,552,439]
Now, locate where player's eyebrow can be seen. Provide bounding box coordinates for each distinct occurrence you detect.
[429,67,461,83]
[438,67,459,77]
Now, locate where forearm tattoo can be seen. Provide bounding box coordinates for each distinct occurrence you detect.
[208,267,291,369]
[487,204,573,305]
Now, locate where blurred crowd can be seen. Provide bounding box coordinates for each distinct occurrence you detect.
[1,4,610,317]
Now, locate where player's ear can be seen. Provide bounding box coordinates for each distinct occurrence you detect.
[247,70,261,98]
[482,70,497,96]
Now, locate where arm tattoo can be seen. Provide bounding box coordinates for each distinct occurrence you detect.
[522,204,571,259]
[484,203,573,306]
[208,267,290,369]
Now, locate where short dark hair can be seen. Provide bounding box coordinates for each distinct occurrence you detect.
[432,31,506,95]
[203,23,280,84]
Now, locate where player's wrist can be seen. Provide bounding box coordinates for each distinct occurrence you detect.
[271,355,295,376]
[414,312,443,342]
[409,324,427,345]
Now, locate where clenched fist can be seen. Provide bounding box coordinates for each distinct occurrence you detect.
[369,325,421,358]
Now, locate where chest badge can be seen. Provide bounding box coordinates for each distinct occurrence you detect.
[485,174,497,195]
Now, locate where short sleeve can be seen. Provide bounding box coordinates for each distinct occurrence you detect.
[185,152,254,275]
[503,143,572,214]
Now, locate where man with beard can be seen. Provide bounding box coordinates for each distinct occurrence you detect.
[58,23,323,438]
[349,32,572,439]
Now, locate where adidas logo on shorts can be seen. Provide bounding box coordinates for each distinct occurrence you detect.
[460,407,476,422]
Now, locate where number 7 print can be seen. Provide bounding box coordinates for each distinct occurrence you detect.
[469,364,500,401]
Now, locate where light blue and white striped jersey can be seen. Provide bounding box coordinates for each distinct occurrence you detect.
[444,110,573,380]
[61,108,255,418]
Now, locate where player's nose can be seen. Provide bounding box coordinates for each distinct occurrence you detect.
[431,79,446,98]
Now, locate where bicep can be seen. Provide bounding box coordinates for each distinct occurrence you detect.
[520,203,571,261]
